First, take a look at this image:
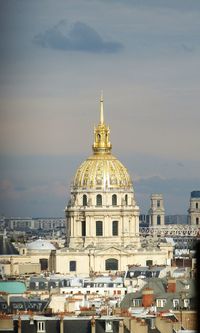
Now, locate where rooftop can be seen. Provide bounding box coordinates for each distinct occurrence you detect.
[0,281,26,294]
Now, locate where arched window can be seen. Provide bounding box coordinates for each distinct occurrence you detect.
[112,221,118,236]
[112,194,117,206]
[196,202,199,209]
[125,194,128,205]
[157,200,160,208]
[83,194,87,206]
[157,215,161,225]
[96,194,102,206]
[196,217,199,225]
[96,221,103,236]
[105,258,118,271]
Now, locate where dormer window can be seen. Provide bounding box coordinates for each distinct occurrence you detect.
[37,321,45,333]
[132,299,142,307]
[156,299,167,308]
[173,299,179,309]
[184,298,190,308]
[105,320,113,332]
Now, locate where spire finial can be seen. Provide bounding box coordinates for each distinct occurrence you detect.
[100,91,104,124]
[93,93,112,154]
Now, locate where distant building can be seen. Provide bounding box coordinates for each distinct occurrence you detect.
[6,217,35,230]
[140,214,188,226]
[165,215,188,225]
[188,191,200,226]
[5,217,65,233]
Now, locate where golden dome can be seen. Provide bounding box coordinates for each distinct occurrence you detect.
[73,153,133,190]
[73,94,133,191]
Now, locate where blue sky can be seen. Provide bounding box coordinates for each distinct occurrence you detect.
[0,0,200,217]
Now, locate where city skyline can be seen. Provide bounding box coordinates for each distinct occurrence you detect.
[0,0,200,216]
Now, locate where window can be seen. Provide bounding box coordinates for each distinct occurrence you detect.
[173,299,179,309]
[83,194,87,206]
[156,299,167,308]
[96,221,103,236]
[196,217,199,225]
[112,221,118,236]
[39,258,48,271]
[96,194,102,206]
[112,194,117,206]
[157,215,161,225]
[105,258,118,271]
[157,200,160,207]
[132,299,142,307]
[105,320,113,333]
[196,202,198,209]
[125,194,128,205]
[183,298,190,308]
[37,321,45,333]
[146,260,153,267]
[82,221,86,236]
[69,261,76,272]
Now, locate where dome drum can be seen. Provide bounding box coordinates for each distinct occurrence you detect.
[68,191,136,209]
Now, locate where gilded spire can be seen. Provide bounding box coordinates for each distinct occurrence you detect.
[92,94,112,154]
[100,91,104,124]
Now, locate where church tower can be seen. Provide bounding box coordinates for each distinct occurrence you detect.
[65,94,140,249]
[188,191,200,226]
[149,194,165,226]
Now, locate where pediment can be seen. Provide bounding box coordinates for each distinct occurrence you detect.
[95,246,128,255]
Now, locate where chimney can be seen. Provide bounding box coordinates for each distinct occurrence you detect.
[167,278,176,293]
[60,315,64,333]
[119,320,124,333]
[142,288,154,307]
[91,317,95,333]
[17,316,21,333]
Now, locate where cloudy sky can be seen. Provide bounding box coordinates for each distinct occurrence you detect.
[0,0,200,217]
